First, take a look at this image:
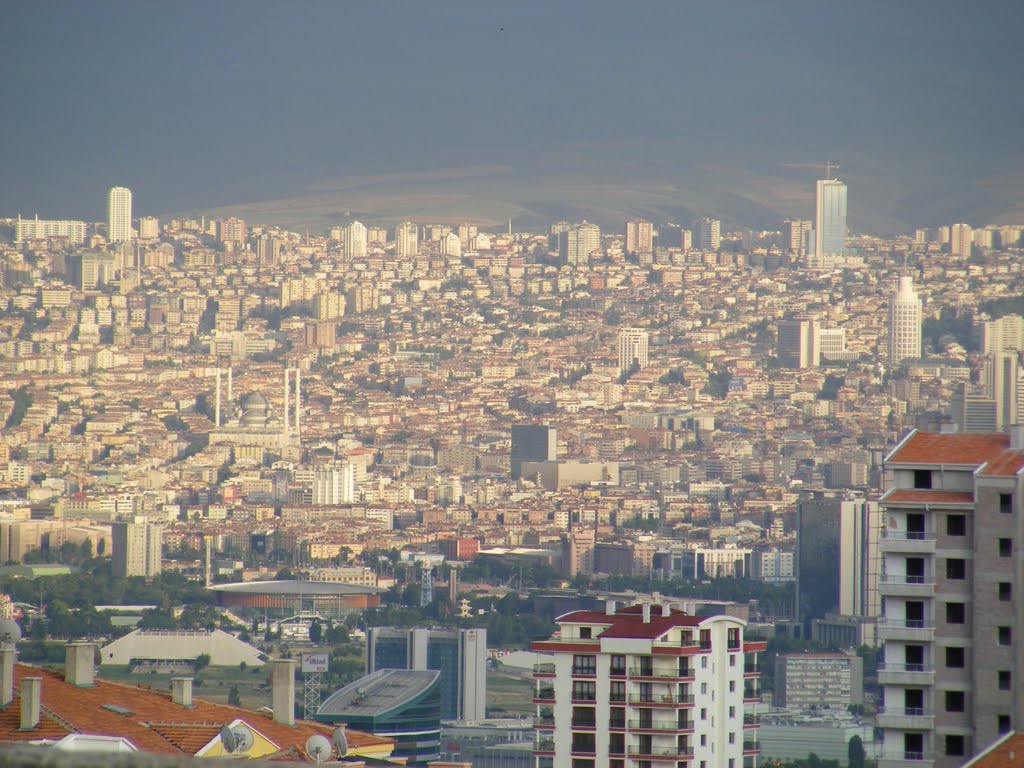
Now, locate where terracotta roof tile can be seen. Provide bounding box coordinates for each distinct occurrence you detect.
[963,731,1024,768]
[887,431,1009,466]
[979,451,1024,477]
[883,489,975,505]
[0,663,393,760]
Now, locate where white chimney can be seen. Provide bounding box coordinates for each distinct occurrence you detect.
[172,677,194,708]
[272,659,296,726]
[605,599,617,616]
[0,647,15,706]
[642,603,651,624]
[661,603,671,618]
[1011,425,1024,451]
[19,677,41,731]
[65,642,95,687]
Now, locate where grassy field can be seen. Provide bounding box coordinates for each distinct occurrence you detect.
[486,670,533,718]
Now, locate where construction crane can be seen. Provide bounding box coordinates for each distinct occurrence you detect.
[781,161,841,180]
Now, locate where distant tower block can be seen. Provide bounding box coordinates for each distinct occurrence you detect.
[420,565,433,608]
[888,275,922,365]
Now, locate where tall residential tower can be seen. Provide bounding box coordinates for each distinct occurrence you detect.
[814,178,847,258]
[889,276,923,365]
[107,186,132,243]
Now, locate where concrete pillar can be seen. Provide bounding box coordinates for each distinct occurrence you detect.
[272,659,296,726]
[19,678,41,731]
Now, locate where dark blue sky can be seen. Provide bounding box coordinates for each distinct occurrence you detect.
[3,1,1022,232]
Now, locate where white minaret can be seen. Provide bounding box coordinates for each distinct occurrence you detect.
[295,368,301,438]
[889,275,922,365]
[283,369,290,434]
[215,368,222,427]
[107,186,132,243]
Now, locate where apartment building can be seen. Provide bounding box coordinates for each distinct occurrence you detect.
[531,601,765,768]
[877,429,1024,767]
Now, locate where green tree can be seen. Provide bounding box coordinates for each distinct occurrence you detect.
[848,735,866,768]
[308,619,323,644]
[194,653,211,671]
[227,685,242,706]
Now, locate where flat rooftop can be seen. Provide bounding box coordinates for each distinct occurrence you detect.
[318,669,439,718]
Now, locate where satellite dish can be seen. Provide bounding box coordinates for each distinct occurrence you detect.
[332,727,349,758]
[305,734,332,764]
[219,725,237,754]
[0,619,21,646]
[220,723,254,755]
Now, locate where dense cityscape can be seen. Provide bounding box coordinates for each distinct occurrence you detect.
[0,168,1021,768]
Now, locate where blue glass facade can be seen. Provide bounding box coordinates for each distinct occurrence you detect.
[815,179,847,256]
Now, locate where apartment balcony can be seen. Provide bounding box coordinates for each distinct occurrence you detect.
[533,713,555,729]
[743,739,760,755]
[629,693,695,707]
[628,746,695,759]
[532,662,556,677]
[875,706,934,730]
[879,574,935,598]
[877,751,935,768]
[877,662,936,686]
[570,718,597,731]
[876,618,935,642]
[743,661,760,677]
[743,714,761,729]
[629,666,694,681]
[628,719,694,733]
[880,530,937,554]
[533,738,555,755]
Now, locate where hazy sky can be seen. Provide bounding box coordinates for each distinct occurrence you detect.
[3,1,1022,232]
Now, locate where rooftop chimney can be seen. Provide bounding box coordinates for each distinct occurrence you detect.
[661,602,672,618]
[0,647,15,706]
[1011,425,1024,451]
[642,603,651,624]
[272,658,296,726]
[605,599,617,616]
[65,642,95,687]
[19,677,40,731]
[171,677,194,708]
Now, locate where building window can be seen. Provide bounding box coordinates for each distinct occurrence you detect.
[700,629,712,650]
[572,681,596,701]
[572,760,594,768]
[609,707,625,728]
[913,469,932,489]
[999,538,1012,557]
[729,705,736,718]
[998,715,1011,734]
[945,691,965,712]
[701,656,708,668]
[945,735,966,756]
[572,706,596,727]
[946,602,966,624]
[727,628,740,650]
[999,670,1011,690]
[998,626,1012,646]
[728,759,735,768]
[610,681,625,702]
[730,654,737,666]
[572,655,596,675]
[945,646,965,668]
[729,680,736,692]
[700,708,707,720]
[609,733,625,755]
[946,514,966,536]
[999,582,1012,601]
[610,654,626,675]
[571,733,595,754]
[610,761,624,768]
[579,626,592,639]
[946,558,966,579]
[701,683,707,694]
[728,732,736,744]
[1000,493,1013,513]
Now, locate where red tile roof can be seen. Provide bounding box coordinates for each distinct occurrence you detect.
[887,431,1009,466]
[883,489,975,505]
[963,731,1024,768]
[979,451,1024,477]
[0,664,392,759]
[558,605,703,641]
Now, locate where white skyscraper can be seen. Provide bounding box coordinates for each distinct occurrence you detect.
[344,220,368,259]
[395,221,418,257]
[439,231,462,257]
[889,275,922,364]
[617,328,649,374]
[696,216,721,251]
[565,220,601,265]
[107,186,132,243]
[949,221,973,258]
[814,178,847,258]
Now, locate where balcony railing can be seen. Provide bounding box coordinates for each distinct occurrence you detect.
[572,666,597,676]
[877,706,932,717]
[877,662,934,673]
[534,738,555,752]
[743,661,760,674]
[880,574,934,585]
[571,719,597,729]
[628,719,693,731]
[629,667,692,678]
[534,714,555,727]
[878,751,933,762]
[571,692,597,702]
[743,714,761,726]
[882,529,935,540]
[628,746,695,758]
[878,618,933,629]
[743,740,759,752]
[629,693,695,704]
[533,663,555,674]
[534,688,555,700]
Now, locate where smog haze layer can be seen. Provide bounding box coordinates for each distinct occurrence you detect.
[3,0,1022,233]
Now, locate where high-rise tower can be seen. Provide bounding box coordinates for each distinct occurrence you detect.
[696,217,721,251]
[814,178,847,258]
[395,221,418,257]
[618,328,649,375]
[889,275,922,365]
[624,218,653,257]
[344,220,368,259]
[107,186,132,243]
